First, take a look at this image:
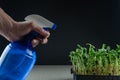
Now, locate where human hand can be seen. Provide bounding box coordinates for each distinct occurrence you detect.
[11,21,50,47]
[0,8,50,47]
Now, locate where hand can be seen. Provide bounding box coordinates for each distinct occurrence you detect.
[0,8,50,47]
[11,21,50,47]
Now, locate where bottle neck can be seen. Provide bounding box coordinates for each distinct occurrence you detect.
[11,40,33,50]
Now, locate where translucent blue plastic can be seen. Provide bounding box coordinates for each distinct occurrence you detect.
[0,14,57,80]
[0,31,38,80]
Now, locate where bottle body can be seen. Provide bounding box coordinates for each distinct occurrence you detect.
[0,42,36,80]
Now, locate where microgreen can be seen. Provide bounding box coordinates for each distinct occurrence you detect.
[69,43,120,75]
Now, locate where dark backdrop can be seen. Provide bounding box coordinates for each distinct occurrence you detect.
[0,0,119,65]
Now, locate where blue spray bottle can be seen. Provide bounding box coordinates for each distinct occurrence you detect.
[0,14,56,80]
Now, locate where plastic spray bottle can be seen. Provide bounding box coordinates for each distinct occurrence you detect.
[0,14,56,80]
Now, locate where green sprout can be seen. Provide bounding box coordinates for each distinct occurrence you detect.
[69,43,120,75]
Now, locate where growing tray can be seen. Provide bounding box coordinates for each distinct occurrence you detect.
[71,68,120,80]
[73,74,120,80]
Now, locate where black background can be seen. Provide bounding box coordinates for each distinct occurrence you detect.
[0,0,119,65]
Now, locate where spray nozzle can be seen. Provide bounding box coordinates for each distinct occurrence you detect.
[24,14,57,30]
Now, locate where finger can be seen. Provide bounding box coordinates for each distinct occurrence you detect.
[32,39,40,47]
[41,38,48,44]
[31,22,50,38]
[36,36,48,44]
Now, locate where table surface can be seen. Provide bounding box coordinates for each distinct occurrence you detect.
[26,65,73,80]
